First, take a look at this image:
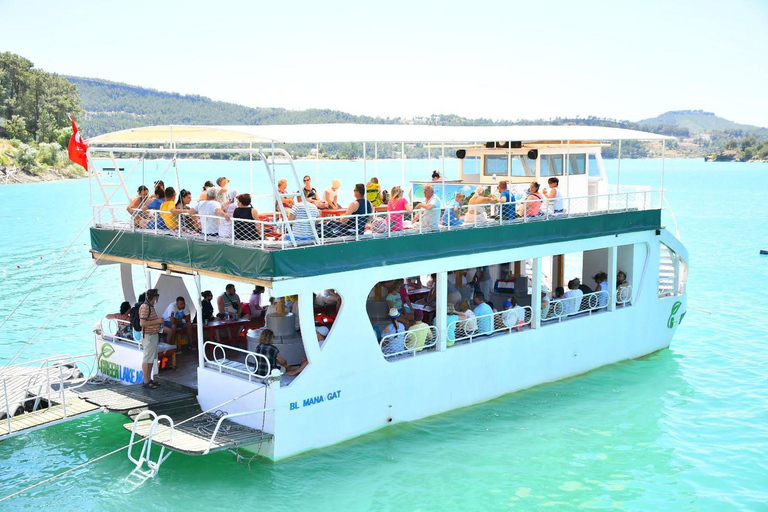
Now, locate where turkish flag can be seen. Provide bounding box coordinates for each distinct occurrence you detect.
[67,114,89,170]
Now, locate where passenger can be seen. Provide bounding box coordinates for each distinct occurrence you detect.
[464,186,496,224]
[366,177,383,207]
[501,297,526,330]
[199,180,215,201]
[407,309,433,351]
[153,180,165,194]
[216,177,229,201]
[217,283,248,319]
[141,185,165,227]
[447,274,462,307]
[396,279,414,316]
[386,280,413,328]
[442,192,465,226]
[324,179,341,209]
[138,288,163,389]
[407,276,423,288]
[249,286,266,318]
[472,266,492,300]
[158,187,187,230]
[446,303,459,346]
[340,183,373,236]
[497,180,516,221]
[200,290,215,325]
[189,187,230,237]
[314,289,341,313]
[381,308,407,355]
[302,175,318,201]
[458,299,478,335]
[316,325,330,342]
[163,296,196,350]
[286,192,320,241]
[431,170,441,181]
[105,301,133,340]
[421,273,438,307]
[540,284,550,319]
[254,329,307,377]
[176,189,199,232]
[525,182,546,217]
[413,184,442,230]
[543,177,565,214]
[231,193,260,241]
[276,178,294,211]
[593,271,609,308]
[217,189,240,239]
[575,277,593,295]
[616,271,629,289]
[387,186,412,232]
[553,286,565,300]
[564,279,584,315]
[265,297,279,317]
[472,292,494,334]
[127,185,149,222]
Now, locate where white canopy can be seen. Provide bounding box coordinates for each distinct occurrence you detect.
[87,123,673,146]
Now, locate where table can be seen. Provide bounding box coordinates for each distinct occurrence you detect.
[203,318,251,346]
[320,208,347,218]
[407,286,432,299]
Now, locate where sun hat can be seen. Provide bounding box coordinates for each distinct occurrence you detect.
[388,308,400,318]
[316,326,330,336]
[541,284,549,294]
[503,300,512,308]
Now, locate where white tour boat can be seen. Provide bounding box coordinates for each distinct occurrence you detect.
[0,124,688,478]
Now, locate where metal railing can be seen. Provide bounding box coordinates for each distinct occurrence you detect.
[617,285,633,307]
[203,341,271,381]
[447,306,533,345]
[91,189,662,252]
[542,290,609,323]
[1,353,96,433]
[379,325,439,359]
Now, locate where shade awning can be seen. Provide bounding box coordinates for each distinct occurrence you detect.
[87,123,674,146]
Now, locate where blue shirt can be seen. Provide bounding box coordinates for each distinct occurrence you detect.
[499,190,515,220]
[145,198,163,210]
[473,302,494,334]
[442,200,463,226]
[145,198,165,229]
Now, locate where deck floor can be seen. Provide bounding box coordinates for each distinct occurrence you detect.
[156,351,199,390]
[73,380,196,413]
[0,399,99,438]
[123,409,272,455]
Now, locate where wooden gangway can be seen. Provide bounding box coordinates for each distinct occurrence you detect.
[73,380,197,413]
[0,399,99,438]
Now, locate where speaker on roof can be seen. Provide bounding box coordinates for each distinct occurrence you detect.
[527,149,539,160]
[456,149,466,159]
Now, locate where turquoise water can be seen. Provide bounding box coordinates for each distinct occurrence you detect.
[1,158,767,510]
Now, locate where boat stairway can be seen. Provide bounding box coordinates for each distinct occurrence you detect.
[72,379,197,414]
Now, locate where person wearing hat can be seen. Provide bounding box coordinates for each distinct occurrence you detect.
[502,296,526,330]
[380,308,406,355]
[316,325,330,342]
[407,309,433,351]
[540,284,551,320]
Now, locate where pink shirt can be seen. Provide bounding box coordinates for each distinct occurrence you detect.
[387,197,409,231]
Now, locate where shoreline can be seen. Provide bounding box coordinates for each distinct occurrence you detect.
[0,165,87,185]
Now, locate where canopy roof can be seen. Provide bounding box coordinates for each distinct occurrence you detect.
[87,123,672,146]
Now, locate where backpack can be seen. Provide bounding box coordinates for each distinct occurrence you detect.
[130,301,148,333]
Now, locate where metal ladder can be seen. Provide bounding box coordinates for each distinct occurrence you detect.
[89,150,133,223]
[126,410,174,488]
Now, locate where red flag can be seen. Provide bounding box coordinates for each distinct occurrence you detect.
[67,114,89,170]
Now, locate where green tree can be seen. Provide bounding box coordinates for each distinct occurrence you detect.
[4,114,29,140]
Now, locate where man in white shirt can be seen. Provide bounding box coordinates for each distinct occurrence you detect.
[414,184,442,230]
[163,296,196,350]
[501,297,527,329]
[563,279,584,315]
[189,187,230,236]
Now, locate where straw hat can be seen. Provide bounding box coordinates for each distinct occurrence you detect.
[388,308,400,318]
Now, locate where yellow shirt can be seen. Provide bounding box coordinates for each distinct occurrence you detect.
[407,321,432,351]
[160,200,178,229]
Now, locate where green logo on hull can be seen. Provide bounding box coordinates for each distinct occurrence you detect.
[667,301,685,329]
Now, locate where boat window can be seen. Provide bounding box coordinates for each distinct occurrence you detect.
[510,156,527,176]
[522,157,537,176]
[588,155,601,177]
[484,155,508,176]
[463,156,480,175]
[540,155,564,177]
[313,290,341,349]
[568,154,586,175]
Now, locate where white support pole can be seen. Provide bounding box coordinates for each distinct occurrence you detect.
[298,292,321,363]
[401,142,406,190]
[617,139,622,192]
[441,143,445,176]
[374,143,379,179]
[661,139,666,205]
[436,271,447,351]
[363,142,367,185]
[144,264,152,291]
[607,246,617,312]
[315,143,320,185]
[249,142,254,194]
[195,274,204,369]
[532,258,542,329]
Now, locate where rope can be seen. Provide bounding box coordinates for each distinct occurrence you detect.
[0,383,269,503]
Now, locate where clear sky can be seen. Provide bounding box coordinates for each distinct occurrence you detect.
[1,0,766,126]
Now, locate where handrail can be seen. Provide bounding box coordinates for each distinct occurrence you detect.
[203,341,272,381]
[92,189,663,251]
[379,325,438,359]
[543,290,609,322]
[447,306,533,345]
[662,194,681,240]
[202,407,274,455]
[617,285,633,306]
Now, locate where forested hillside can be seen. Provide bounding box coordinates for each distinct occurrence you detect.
[638,110,766,135]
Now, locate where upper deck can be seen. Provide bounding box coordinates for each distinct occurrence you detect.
[86,124,671,281]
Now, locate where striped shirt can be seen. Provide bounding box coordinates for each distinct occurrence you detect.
[138,302,161,335]
[290,202,319,240]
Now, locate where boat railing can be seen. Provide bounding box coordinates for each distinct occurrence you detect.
[1,352,96,431]
[379,325,439,359]
[91,189,663,251]
[203,341,271,381]
[98,318,142,349]
[447,306,533,345]
[542,290,609,323]
[617,285,633,307]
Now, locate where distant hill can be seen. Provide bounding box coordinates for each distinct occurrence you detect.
[66,76,395,138]
[637,110,765,135]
